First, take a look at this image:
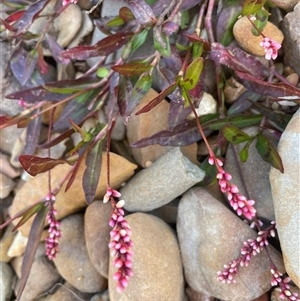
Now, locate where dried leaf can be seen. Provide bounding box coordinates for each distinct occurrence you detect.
[236,71,300,98]
[124,0,156,27]
[19,155,70,176]
[83,140,103,205]
[255,134,284,173]
[209,43,269,79]
[17,205,48,301]
[112,63,152,76]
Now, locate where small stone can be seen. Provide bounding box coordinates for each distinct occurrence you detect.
[84,201,111,278]
[14,243,61,301]
[9,152,137,236]
[0,172,16,199]
[286,73,299,86]
[185,286,215,301]
[0,223,16,262]
[233,16,284,57]
[270,107,300,288]
[54,214,107,293]
[101,0,128,17]
[177,187,285,301]
[186,92,217,119]
[126,88,172,168]
[225,127,276,221]
[0,262,14,301]
[7,230,28,257]
[109,213,184,301]
[90,290,110,301]
[121,147,205,212]
[0,153,21,178]
[68,11,94,48]
[224,76,247,104]
[269,0,299,11]
[282,3,300,76]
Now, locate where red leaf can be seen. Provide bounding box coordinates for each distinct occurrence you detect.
[5,10,25,23]
[19,155,69,176]
[0,18,16,31]
[112,63,152,76]
[119,7,135,22]
[135,82,177,115]
[236,71,300,98]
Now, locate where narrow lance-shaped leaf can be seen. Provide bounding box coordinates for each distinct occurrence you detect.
[181,57,204,90]
[242,0,267,16]
[255,134,284,173]
[135,82,177,115]
[17,205,48,301]
[153,27,171,57]
[124,73,152,121]
[21,49,38,85]
[239,140,253,163]
[19,155,71,176]
[83,140,103,205]
[236,71,300,98]
[112,63,152,76]
[13,202,45,231]
[131,29,149,53]
[221,125,252,144]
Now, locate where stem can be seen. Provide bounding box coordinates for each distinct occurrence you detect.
[195,0,208,36]
[204,0,215,43]
[106,120,116,188]
[47,108,56,193]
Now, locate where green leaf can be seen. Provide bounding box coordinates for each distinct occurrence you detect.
[255,134,284,173]
[125,73,153,118]
[221,125,252,144]
[106,16,125,27]
[96,67,110,78]
[17,205,48,301]
[192,42,204,58]
[242,0,267,15]
[239,139,253,162]
[181,57,204,90]
[112,63,152,76]
[203,114,263,131]
[83,139,103,205]
[251,8,269,36]
[131,29,149,53]
[153,28,171,57]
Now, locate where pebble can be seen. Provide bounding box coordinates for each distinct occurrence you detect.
[0,223,16,263]
[0,261,14,301]
[126,88,172,167]
[269,107,300,287]
[269,0,299,11]
[7,230,28,258]
[108,213,184,301]
[224,127,276,221]
[233,16,284,57]
[9,152,137,236]
[120,147,205,212]
[84,201,111,278]
[177,187,285,301]
[53,214,107,293]
[0,172,16,199]
[282,2,300,76]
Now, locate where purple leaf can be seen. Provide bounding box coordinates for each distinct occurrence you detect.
[227,91,260,115]
[61,32,133,60]
[117,75,133,117]
[236,71,300,98]
[19,155,70,176]
[17,0,51,34]
[23,112,42,156]
[44,33,70,64]
[209,43,269,79]
[162,21,179,36]
[83,140,103,205]
[124,0,156,27]
[17,206,48,301]
[168,100,192,130]
[151,0,203,15]
[216,2,241,46]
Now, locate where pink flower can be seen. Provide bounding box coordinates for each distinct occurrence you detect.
[44,194,61,260]
[62,0,78,5]
[108,200,134,293]
[103,187,122,203]
[259,37,281,60]
[209,157,256,220]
